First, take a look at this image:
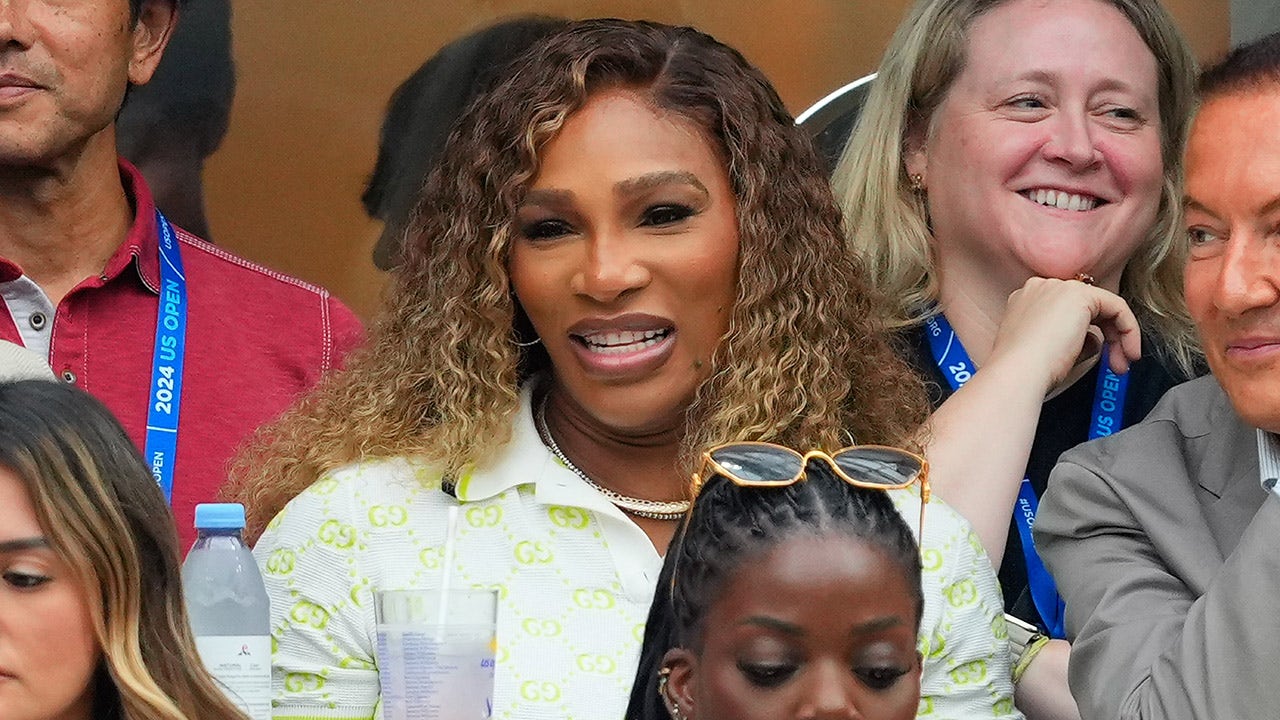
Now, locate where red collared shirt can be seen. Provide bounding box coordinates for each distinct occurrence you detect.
[0,161,364,549]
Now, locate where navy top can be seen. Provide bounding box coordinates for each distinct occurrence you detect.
[902,325,1192,629]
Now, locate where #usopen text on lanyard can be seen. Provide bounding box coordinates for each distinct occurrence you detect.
[145,209,188,506]
[924,312,1129,639]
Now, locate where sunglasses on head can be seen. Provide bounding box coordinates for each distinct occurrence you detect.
[691,441,930,540]
[667,441,930,606]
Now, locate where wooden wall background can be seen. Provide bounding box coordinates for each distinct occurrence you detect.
[204,0,1230,318]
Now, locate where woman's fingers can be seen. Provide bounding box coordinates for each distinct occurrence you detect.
[1077,326,1104,368]
[992,277,1142,385]
[1086,285,1142,374]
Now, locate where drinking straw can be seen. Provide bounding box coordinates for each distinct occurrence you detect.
[435,504,461,639]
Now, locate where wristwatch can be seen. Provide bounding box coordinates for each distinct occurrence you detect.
[1005,613,1050,684]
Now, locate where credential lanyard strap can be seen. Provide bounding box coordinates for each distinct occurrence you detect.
[924,312,1128,638]
[144,210,187,505]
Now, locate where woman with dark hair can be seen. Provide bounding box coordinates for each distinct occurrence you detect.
[363,15,569,269]
[639,447,926,720]
[0,379,246,720]
[235,19,1014,718]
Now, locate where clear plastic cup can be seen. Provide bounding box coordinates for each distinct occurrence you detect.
[374,589,498,720]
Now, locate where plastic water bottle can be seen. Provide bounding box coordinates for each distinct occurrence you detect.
[182,503,272,720]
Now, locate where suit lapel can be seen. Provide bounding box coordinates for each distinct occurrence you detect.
[1199,409,1265,558]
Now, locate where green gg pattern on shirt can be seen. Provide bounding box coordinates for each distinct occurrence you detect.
[254,450,663,720]
[254,393,1019,720]
[886,488,1023,719]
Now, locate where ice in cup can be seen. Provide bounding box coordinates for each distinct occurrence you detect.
[374,588,498,720]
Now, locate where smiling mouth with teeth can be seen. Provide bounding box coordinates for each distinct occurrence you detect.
[576,329,672,354]
[1022,188,1103,212]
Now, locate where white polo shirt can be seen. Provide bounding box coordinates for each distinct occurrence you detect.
[255,388,1017,720]
[255,391,663,720]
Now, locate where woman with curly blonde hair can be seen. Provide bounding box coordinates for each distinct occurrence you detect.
[833,0,1200,717]
[0,379,247,720]
[237,19,1016,719]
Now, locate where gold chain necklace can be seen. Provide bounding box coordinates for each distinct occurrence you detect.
[534,394,689,521]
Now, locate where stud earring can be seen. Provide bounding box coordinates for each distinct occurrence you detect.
[909,173,925,192]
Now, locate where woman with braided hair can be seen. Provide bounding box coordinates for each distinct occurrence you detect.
[636,447,926,720]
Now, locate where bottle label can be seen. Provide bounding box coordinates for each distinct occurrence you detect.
[195,635,272,720]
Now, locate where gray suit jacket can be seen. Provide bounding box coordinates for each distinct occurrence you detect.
[1036,375,1277,720]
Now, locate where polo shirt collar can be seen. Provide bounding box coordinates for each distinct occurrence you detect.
[0,158,160,290]
[0,256,20,282]
[452,384,632,519]
[108,158,163,294]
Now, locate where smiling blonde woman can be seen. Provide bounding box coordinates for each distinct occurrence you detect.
[833,0,1200,717]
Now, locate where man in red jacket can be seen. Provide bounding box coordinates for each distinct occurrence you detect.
[0,0,363,548]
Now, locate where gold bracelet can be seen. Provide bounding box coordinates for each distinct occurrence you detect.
[1012,634,1051,685]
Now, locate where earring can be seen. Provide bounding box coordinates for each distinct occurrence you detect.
[658,667,685,720]
[909,173,925,193]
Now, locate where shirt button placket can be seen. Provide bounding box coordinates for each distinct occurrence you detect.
[53,300,84,388]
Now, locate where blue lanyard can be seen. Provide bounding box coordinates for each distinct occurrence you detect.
[144,210,187,504]
[925,312,1128,637]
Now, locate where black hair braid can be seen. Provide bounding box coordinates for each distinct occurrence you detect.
[625,460,923,720]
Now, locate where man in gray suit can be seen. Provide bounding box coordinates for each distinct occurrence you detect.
[1036,31,1280,720]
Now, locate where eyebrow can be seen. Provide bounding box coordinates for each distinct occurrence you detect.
[519,171,710,208]
[740,616,803,636]
[1184,193,1280,217]
[0,537,49,553]
[1006,70,1148,100]
[520,187,574,208]
[1007,70,1057,87]
[1183,197,1217,219]
[615,171,709,198]
[739,614,906,636]
[850,616,907,635]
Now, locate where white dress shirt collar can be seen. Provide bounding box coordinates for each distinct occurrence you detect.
[1256,428,1280,493]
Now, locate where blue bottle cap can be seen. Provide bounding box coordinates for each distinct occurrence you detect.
[193,503,246,530]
